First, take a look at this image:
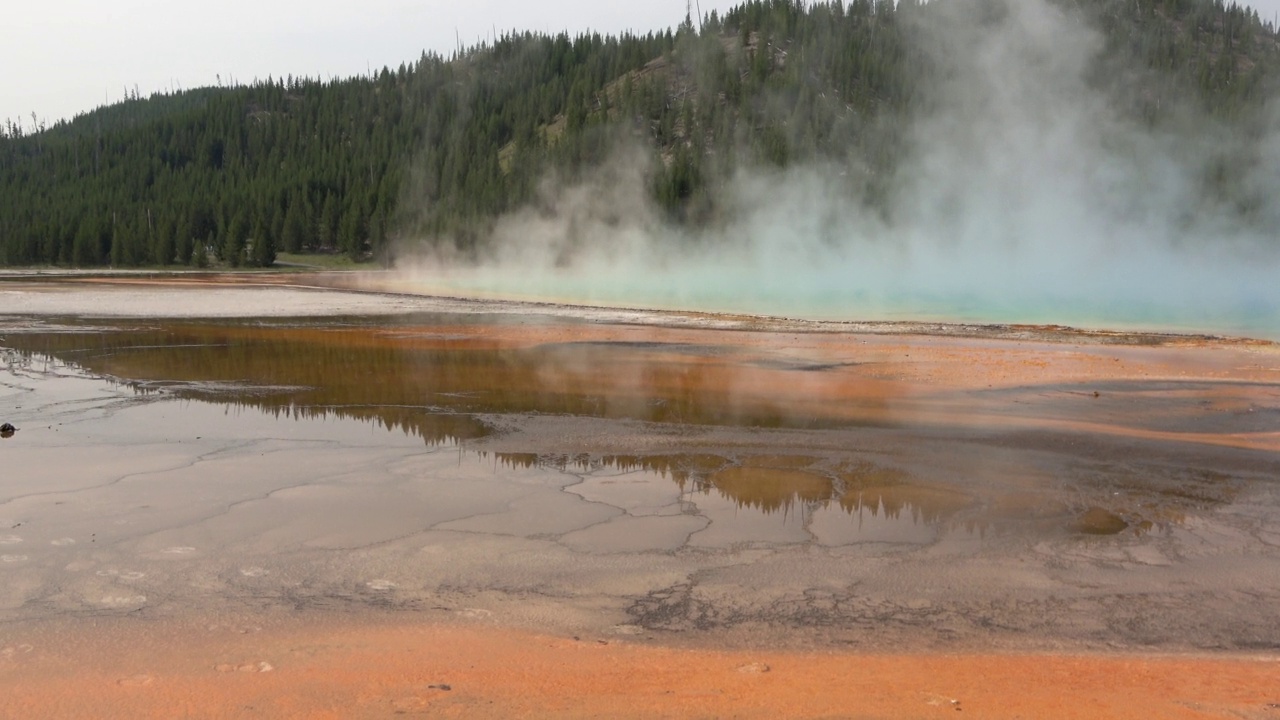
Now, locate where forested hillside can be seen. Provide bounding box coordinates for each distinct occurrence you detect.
[1,0,1277,268]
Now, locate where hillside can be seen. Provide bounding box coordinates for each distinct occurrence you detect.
[1,0,1277,268]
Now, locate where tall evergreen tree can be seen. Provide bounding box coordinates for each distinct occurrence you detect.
[223,211,248,267]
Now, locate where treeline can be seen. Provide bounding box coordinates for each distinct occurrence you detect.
[0,74,410,267]
[1,0,1277,267]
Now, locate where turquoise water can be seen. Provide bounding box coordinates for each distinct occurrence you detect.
[402,259,1280,340]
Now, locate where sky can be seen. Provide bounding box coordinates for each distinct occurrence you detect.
[6,0,1280,129]
[1,0,743,127]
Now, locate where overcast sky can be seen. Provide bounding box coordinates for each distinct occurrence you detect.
[4,0,1280,127]
[1,0,744,126]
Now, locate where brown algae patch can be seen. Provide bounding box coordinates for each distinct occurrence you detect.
[1073,507,1131,535]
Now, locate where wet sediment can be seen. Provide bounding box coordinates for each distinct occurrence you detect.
[1,277,1279,716]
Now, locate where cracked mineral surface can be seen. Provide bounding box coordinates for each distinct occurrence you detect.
[1,275,1278,718]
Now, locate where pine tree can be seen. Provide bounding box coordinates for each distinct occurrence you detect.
[223,211,247,267]
[281,198,307,253]
[251,214,277,266]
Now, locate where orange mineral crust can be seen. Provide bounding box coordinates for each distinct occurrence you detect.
[2,617,1277,720]
[2,274,1279,719]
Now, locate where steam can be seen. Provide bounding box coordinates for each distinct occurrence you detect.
[396,0,1280,337]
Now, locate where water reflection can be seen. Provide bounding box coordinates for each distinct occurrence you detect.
[493,451,1205,541]
[494,451,976,542]
[0,318,886,446]
[0,318,1233,541]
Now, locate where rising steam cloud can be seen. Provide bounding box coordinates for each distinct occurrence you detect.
[396,0,1280,337]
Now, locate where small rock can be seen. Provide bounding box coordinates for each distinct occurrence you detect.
[0,423,16,439]
[428,684,452,691]
[117,674,154,687]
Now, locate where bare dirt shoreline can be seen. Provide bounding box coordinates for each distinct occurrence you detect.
[2,273,1279,718]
